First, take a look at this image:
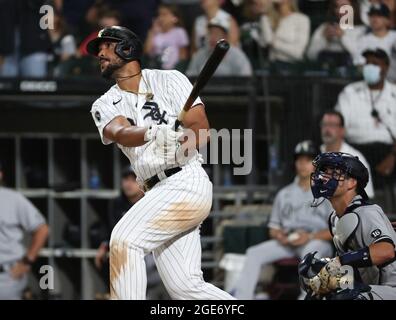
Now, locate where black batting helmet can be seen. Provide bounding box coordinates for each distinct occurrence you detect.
[86,26,142,62]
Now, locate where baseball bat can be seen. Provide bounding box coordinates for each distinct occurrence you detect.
[174,39,230,130]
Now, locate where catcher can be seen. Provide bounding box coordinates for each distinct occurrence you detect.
[299,152,396,300]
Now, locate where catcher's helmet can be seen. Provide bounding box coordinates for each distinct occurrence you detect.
[311,152,369,200]
[294,140,318,160]
[86,26,142,62]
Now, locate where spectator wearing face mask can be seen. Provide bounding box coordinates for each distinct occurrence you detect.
[335,48,396,185]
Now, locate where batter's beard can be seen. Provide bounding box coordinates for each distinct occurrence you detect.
[101,60,125,80]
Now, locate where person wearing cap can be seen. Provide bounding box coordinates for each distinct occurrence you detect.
[231,141,333,299]
[319,110,375,199]
[335,48,396,188]
[300,152,396,300]
[355,3,396,65]
[186,19,253,76]
[0,162,49,299]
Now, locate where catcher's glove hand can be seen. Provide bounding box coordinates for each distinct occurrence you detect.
[308,257,344,296]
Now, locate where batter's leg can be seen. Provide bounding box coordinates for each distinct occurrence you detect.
[109,164,214,300]
[109,240,147,300]
[153,225,235,300]
[232,240,296,299]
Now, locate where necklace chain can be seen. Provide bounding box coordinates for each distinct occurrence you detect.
[120,71,153,100]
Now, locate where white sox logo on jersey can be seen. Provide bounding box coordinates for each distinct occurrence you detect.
[142,101,168,125]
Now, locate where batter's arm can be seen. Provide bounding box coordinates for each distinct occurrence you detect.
[181,104,210,149]
[103,116,148,148]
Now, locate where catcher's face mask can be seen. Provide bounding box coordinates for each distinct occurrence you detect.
[311,166,347,200]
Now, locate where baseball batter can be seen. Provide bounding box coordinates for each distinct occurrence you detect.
[86,26,234,300]
[299,152,396,300]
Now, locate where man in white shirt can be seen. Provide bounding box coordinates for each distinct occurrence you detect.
[335,48,396,187]
[319,110,374,199]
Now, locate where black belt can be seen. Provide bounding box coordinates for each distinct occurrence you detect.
[143,167,182,191]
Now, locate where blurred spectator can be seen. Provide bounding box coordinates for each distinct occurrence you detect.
[239,0,274,67]
[58,0,97,40]
[231,141,333,300]
[47,10,77,76]
[192,0,240,52]
[0,162,49,299]
[355,3,396,65]
[144,4,189,70]
[297,0,329,32]
[161,0,202,35]
[319,110,375,198]
[103,0,159,42]
[335,49,396,181]
[79,9,121,57]
[187,20,252,76]
[0,0,51,78]
[258,0,310,66]
[307,0,365,69]
[385,0,396,27]
[360,0,396,27]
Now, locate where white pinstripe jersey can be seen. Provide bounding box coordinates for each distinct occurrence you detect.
[91,69,204,182]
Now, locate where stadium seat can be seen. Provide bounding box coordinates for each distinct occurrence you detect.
[267,257,301,300]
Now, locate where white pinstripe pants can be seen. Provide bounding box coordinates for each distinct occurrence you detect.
[109,163,234,300]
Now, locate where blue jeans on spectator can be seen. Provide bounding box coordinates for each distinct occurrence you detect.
[1,52,47,78]
[0,30,47,78]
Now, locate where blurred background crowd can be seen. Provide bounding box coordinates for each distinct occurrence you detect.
[0,0,396,80]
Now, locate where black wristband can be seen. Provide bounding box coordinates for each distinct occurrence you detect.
[339,246,372,268]
[21,256,34,266]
